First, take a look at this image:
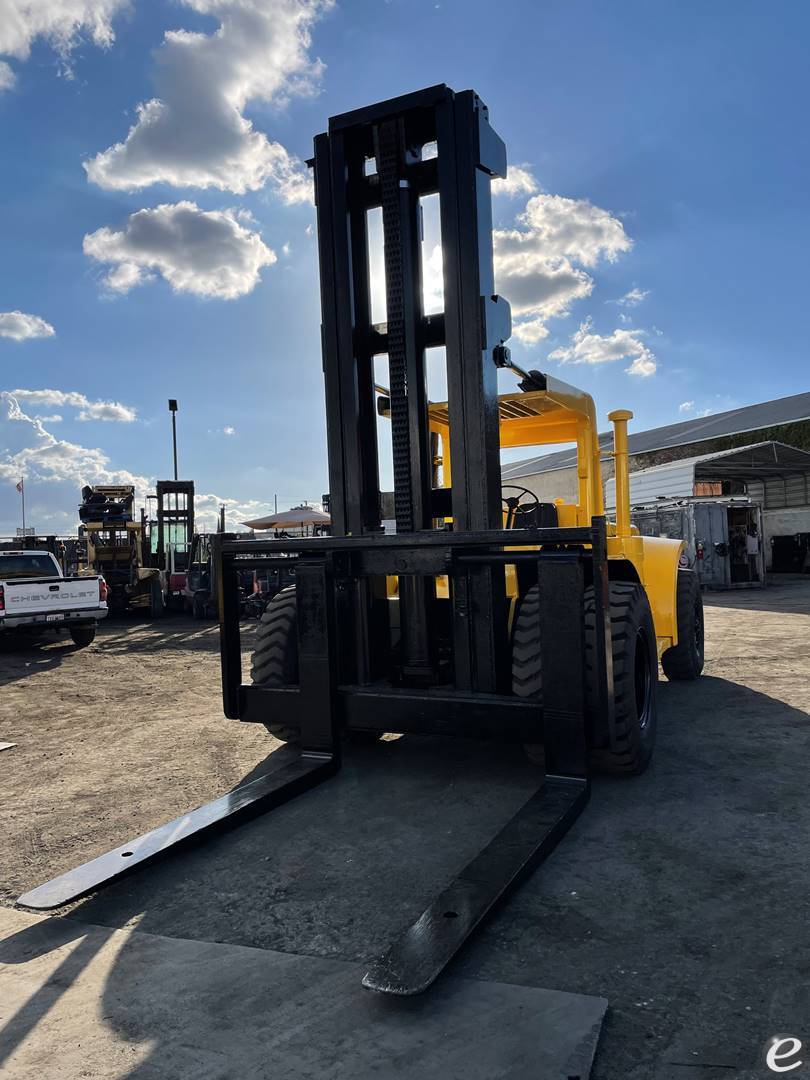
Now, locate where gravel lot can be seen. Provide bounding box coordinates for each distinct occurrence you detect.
[2,579,809,1079]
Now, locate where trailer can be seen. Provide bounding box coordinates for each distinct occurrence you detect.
[18,85,706,999]
[629,496,765,588]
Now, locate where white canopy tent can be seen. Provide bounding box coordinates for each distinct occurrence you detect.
[241,506,331,532]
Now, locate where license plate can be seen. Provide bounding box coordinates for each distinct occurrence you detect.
[46,613,65,622]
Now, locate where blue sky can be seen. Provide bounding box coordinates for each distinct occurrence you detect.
[1,0,808,534]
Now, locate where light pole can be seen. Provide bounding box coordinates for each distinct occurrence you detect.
[168,399,178,481]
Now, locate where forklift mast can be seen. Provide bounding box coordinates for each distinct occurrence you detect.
[315,84,508,536]
[155,480,195,571]
[314,84,512,689]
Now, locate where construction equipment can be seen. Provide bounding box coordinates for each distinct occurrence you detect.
[184,531,238,618]
[153,480,195,610]
[18,86,704,996]
[184,531,295,618]
[78,485,164,617]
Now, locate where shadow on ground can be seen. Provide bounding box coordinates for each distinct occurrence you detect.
[703,577,810,616]
[0,637,77,687]
[3,672,810,1079]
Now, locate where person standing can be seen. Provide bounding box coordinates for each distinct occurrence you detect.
[746,525,760,582]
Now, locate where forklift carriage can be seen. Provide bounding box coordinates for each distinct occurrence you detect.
[19,85,702,998]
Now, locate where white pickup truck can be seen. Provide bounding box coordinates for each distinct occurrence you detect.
[0,550,107,648]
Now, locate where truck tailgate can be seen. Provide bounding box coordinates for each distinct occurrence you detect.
[1,577,101,617]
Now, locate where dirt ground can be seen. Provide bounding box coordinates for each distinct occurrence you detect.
[0,618,270,908]
[2,579,810,1079]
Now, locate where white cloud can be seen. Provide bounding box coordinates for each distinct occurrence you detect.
[548,318,658,377]
[0,393,148,498]
[194,491,271,531]
[616,287,649,307]
[625,352,657,377]
[494,194,632,344]
[78,401,137,421]
[8,388,136,421]
[679,401,695,413]
[421,242,444,315]
[493,165,538,198]
[494,243,593,331]
[0,311,55,341]
[518,194,632,268]
[0,0,129,88]
[193,491,326,531]
[510,316,551,345]
[83,0,330,201]
[223,425,236,435]
[83,201,276,299]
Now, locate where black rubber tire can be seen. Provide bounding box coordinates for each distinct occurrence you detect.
[661,570,704,681]
[149,577,164,620]
[70,626,96,648]
[250,586,383,744]
[192,592,207,620]
[513,581,658,775]
[250,587,302,743]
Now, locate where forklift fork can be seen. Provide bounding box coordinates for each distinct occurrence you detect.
[18,548,595,997]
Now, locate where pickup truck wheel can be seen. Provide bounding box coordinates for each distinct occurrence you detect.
[661,570,704,681]
[70,626,96,648]
[512,581,658,775]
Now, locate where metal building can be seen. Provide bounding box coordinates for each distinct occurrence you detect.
[502,389,810,502]
[603,441,810,574]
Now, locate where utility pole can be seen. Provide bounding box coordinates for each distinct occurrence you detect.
[17,476,25,536]
[168,399,178,481]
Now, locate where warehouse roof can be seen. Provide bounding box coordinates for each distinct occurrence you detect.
[604,441,810,508]
[501,389,810,480]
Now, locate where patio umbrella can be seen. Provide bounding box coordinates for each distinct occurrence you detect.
[241,506,331,530]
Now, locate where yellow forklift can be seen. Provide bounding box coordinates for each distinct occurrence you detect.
[20,85,704,998]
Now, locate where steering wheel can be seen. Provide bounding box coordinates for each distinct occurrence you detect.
[501,484,541,530]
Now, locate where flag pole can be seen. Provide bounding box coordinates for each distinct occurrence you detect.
[20,477,25,537]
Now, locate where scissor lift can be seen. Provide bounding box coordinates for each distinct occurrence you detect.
[18,85,622,997]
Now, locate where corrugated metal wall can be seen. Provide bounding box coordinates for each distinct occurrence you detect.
[605,460,696,509]
[759,474,810,509]
[608,465,810,513]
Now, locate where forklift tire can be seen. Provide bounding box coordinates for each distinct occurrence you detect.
[69,626,96,648]
[513,581,658,775]
[250,587,302,743]
[149,578,164,620]
[192,592,207,620]
[661,569,704,681]
[250,587,383,744]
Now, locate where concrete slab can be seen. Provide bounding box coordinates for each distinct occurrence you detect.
[61,738,546,962]
[0,907,606,1080]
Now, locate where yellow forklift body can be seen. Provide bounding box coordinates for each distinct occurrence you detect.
[383,372,684,655]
